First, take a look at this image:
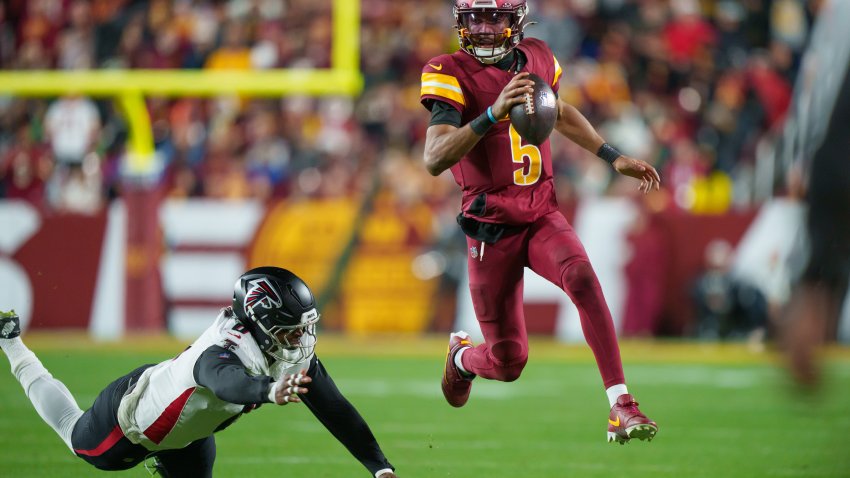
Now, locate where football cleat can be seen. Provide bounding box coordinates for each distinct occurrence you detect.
[441,331,475,407]
[0,310,21,339]
[607,394,658,444]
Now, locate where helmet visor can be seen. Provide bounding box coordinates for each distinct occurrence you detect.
[460,11,512,29]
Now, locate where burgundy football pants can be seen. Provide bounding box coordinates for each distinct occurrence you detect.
[460,211,626,388]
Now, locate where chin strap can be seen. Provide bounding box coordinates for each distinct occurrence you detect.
[476,52,507,64]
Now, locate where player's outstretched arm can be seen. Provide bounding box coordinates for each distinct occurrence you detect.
[553,98,606,152]
[423,73,534,176]
[610,154,662,194]
[554,99,660,193]
[299,355,397,477]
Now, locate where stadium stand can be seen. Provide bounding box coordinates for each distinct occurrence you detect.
[1,0,831,340]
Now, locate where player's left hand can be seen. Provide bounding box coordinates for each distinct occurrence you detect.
[612,155,661,194]
[377,473,399,478]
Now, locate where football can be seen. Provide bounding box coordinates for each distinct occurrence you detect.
[509,73,558,146]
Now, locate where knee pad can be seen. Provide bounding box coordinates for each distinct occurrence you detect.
[489,340,528,382]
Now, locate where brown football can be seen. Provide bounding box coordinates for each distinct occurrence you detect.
[509,73,558,146]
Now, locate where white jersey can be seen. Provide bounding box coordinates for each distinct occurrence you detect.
[116,310,308,451]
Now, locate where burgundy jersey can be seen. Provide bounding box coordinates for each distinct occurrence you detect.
[421,38,563,226]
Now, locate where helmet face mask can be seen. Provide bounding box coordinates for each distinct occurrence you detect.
[233,267,320,365]
[454,1,529,64]
[255,308,320,364]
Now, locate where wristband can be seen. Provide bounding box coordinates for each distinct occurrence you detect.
[374,468,394,478]
[470,111,495,136]
[596,143,621,165]
[486,106,498,124]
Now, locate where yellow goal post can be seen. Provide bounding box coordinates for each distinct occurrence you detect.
[0,0,362,176]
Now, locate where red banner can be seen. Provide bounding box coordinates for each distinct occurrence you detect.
[14,213,107,329]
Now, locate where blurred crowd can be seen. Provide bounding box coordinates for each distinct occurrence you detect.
[0,0,817,216]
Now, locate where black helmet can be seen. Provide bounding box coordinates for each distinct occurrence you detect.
[232,266,320,364]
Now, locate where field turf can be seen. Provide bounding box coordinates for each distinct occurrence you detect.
[1,335,848,477]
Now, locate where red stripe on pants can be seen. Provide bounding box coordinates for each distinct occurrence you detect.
[74,424,125,457]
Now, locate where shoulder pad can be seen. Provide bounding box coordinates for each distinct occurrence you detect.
[213,320,269,375]
[519,38,561,92]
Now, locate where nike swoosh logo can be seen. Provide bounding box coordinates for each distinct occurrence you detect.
[228,332,242,339]
[428,63,443,71]
[608,417,620,427]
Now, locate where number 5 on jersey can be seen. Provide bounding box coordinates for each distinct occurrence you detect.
[509,124,542,186]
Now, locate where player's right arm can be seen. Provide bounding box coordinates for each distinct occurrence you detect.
[422,70,533,176]
[423,123,483,176]
[193,345,307,406]
[193,345,273,404]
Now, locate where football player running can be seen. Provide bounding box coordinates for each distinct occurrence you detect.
[420,0,660,444]
[0,267,398,477]
[781,0,850,388]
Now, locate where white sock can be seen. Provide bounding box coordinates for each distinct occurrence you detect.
[0,337,34,373]
[606,384,629,408]
[1,338,83,451]
[454,347,471,376]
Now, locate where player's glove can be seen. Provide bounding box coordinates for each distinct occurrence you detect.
[267,370,311,405]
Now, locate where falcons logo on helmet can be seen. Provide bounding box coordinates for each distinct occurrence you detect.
[244,278,283,317]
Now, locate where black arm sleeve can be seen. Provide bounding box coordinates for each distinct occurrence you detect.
[300,355,393,475]
[193,345,273,405]
[427,99,462,127]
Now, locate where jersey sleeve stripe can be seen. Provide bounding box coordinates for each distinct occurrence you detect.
[421,72,466,106]
[422,72,461,88]
[553,56,563,86]
[421,86,466,105]
[421,81,463,94]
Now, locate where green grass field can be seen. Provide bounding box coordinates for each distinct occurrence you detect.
[1,335,848,477]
